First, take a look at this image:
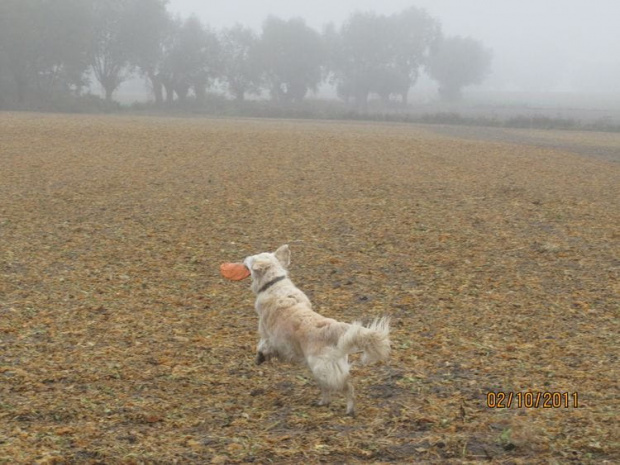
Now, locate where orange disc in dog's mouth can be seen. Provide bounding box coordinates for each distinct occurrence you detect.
[220,263,251,281]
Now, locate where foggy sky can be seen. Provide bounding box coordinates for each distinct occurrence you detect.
[169,0,620,93]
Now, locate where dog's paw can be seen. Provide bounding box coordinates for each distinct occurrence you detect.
[256,352,266,365]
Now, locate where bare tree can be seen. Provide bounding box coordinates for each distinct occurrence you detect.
[427,36,492,101]
[160,15,220,104]
[89,0,134,102]
[124,0,171,106]
[327,8,440,109]
[326,12,387,108]
[0,0,38,105]
[0,0,92,106]
[258,17,324,103]
[220,24,262,102]
[389,7,441,104]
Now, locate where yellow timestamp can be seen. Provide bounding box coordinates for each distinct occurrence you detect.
[486,391,579,409]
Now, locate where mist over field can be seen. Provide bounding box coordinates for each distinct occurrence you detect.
[171,0,620,94]
[1,0,619,124]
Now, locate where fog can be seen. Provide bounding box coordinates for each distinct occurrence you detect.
[2,0,619,120]
[171,0,620,93]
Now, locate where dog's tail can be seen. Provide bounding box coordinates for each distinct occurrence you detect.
[337,317,391,364]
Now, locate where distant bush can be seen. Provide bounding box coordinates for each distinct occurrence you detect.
[50,94,122,114]
[505,115,579,130]
[6,94,620,133]
[352,110,620,132]
[2,93,122,114]
[585,118,620,132]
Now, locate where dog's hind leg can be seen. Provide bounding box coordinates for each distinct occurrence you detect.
[308,356,355,415]
[345,380,355,416]
[318,387,331,406]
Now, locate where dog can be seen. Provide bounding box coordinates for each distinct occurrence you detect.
[239,244,390,416]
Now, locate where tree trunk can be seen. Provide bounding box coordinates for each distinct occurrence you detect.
[355,91,369,112]
[153,82,164,105]
[15,76,27,104]
[401,88,409,106]
[233,86,245,102]
[438,86,462,102]
[100,75,118,102]
[194,83,206,104]
[175,83,190,103]
[104,85,114,102]
[161,78,175,104]
[148,71,164,105]
[378,91,390,106]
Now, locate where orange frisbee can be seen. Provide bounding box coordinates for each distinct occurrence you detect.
[220,262,251,281]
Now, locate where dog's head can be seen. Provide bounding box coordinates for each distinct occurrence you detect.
[243,244,291,294]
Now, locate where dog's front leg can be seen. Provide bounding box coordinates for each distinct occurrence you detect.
[256,338,271,365]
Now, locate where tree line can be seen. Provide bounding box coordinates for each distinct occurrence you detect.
[0,0,492,110]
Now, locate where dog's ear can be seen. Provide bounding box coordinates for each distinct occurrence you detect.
[274,244,290,268]
[251,258,271,273]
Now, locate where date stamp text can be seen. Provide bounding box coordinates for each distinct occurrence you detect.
[486,391,579,409]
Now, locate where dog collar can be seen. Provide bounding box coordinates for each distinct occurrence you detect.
[258,275,287,294]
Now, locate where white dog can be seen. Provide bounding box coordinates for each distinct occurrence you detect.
[240,245,390,416]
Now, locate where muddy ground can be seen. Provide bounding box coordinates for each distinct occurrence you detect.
[1,113,618,463]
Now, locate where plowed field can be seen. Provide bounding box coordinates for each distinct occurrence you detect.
[1,113,618,463]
